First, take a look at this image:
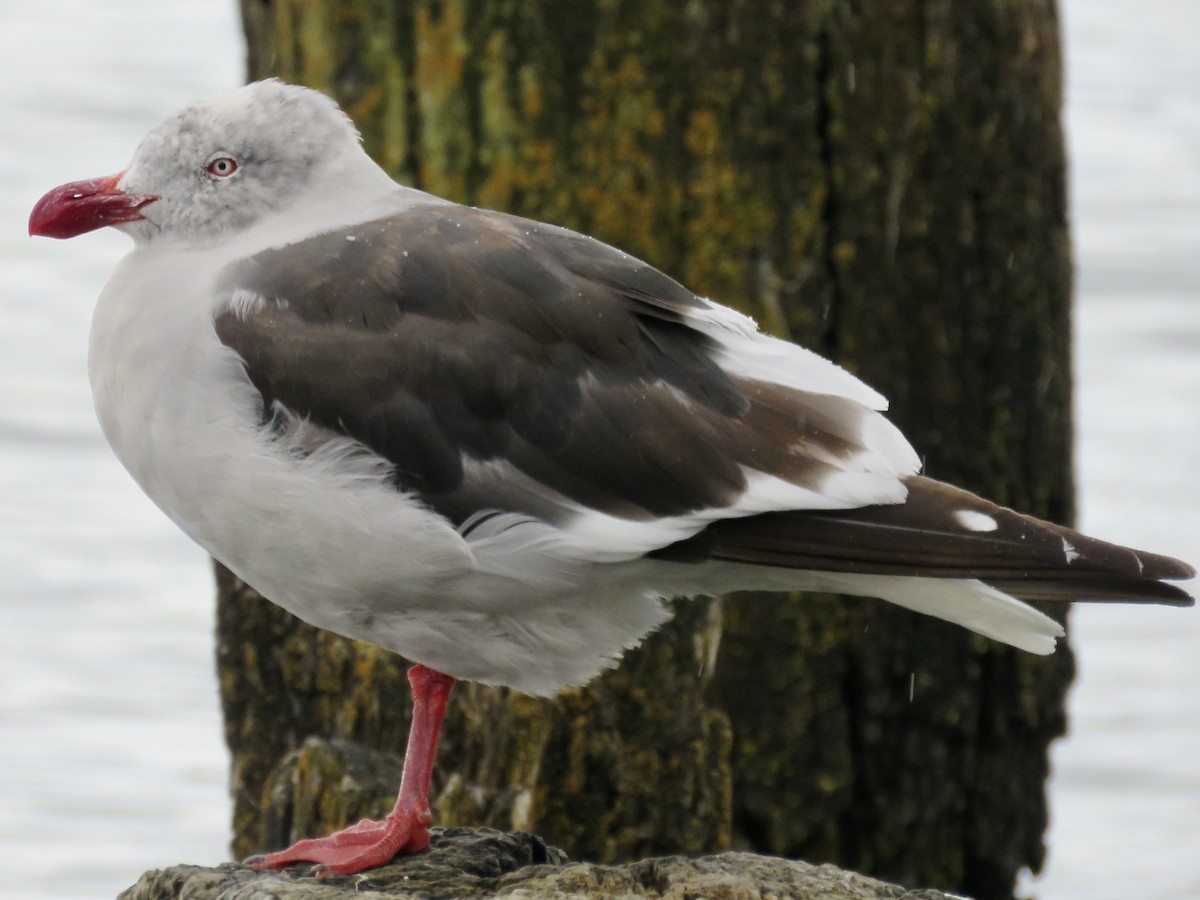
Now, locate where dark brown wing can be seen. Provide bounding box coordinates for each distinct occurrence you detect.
[656,476,1195,605]
[213,205,893,530]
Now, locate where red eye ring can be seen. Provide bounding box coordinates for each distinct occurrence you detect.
[206,157,238,177]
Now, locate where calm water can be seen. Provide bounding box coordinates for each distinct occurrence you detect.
[0,2,1195,898]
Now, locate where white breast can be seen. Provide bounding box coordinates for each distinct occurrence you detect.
[85,243,673,695]
[89,247,472,626]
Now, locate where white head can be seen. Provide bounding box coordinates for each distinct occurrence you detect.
[30,80,381,247]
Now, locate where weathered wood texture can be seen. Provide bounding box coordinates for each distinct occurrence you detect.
[222,2,1075,898]
[120,826,966,900]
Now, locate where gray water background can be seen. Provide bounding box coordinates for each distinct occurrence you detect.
[0,2,1195,897]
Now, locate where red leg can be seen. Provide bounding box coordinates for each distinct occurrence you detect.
[247,664,456,875]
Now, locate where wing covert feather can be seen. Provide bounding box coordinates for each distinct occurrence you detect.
[214,205,909,533]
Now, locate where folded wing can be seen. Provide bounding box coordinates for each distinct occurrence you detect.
[212,202,1192,621]
[213,204,919,560]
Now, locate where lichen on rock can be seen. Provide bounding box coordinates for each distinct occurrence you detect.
[118,826,965,900]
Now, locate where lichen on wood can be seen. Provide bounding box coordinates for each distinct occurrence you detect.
[119,826,966,900]
[227,3,1077,897]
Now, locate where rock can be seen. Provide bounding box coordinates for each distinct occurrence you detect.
[117,827,965,899]
[259,737,406,855]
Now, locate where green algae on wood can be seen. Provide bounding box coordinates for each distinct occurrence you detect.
[228,3,1076,897]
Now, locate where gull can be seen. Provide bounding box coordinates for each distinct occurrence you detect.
[29,80,1194,875]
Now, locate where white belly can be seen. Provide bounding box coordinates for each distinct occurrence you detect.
[85,247,671,695]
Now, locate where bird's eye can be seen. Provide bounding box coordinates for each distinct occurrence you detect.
[206,157,239,178]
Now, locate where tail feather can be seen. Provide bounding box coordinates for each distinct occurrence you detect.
[652,474,1193,653]
[675,475,1195,606]
[815,572,1065,655]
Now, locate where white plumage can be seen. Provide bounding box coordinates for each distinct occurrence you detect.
[30,78,1192,875]
[34,78,1192,694]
